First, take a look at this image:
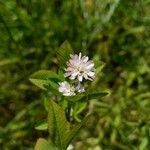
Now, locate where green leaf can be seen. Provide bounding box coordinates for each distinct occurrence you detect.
[34,138,57,150]
[81,92,109,101]
[35,121,48,131]
[48,100,87,150]
[65,94,85,102]
[57,41,73,68]
[29,70,62,90]
[0,58,19,66]
[73,102,87,122]
[139,137,148,150]
[74,102,87,115]
[66,92,109,102]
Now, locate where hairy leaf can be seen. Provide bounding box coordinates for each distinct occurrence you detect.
[34,138,57,150]
[80,92,109,101]
[66,92,109,102]
[48,100,87,150]
[35,121,48,131]
[57,41,73,68]
[29,70,62,90]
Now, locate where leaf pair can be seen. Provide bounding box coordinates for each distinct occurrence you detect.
[30,69,108,102]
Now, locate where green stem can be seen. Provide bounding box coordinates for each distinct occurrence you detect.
[66,101,72,122]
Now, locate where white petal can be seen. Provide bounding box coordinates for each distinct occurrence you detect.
[70,75,76,80]
[78,75,83,82]
[72,71,79,77]
[86,63,94,69]
[88,77,93,81]
[87,71,95,77]
[79,53,82,60]
[70,54,73,58]
[82,56,89,62]
[83,73,88,79]
[64,73,70,77]
[67,144,74,150]
[63,93,70,96]
[76,83,85,93]
[58,88,63,92]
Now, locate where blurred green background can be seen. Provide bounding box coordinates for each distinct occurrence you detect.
[0,0,150,149]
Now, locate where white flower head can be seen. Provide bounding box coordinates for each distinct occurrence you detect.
[58,81,75,96]
[65,53,95,82]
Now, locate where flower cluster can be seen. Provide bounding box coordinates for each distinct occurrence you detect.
[58,53,95,96]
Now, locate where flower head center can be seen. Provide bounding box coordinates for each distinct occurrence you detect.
[77,66,84,74]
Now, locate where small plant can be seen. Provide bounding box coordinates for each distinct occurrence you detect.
[29,41,108,150]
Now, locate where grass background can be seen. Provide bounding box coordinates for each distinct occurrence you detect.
[0,0,149,149]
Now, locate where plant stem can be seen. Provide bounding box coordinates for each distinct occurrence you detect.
[66,101,72,122]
